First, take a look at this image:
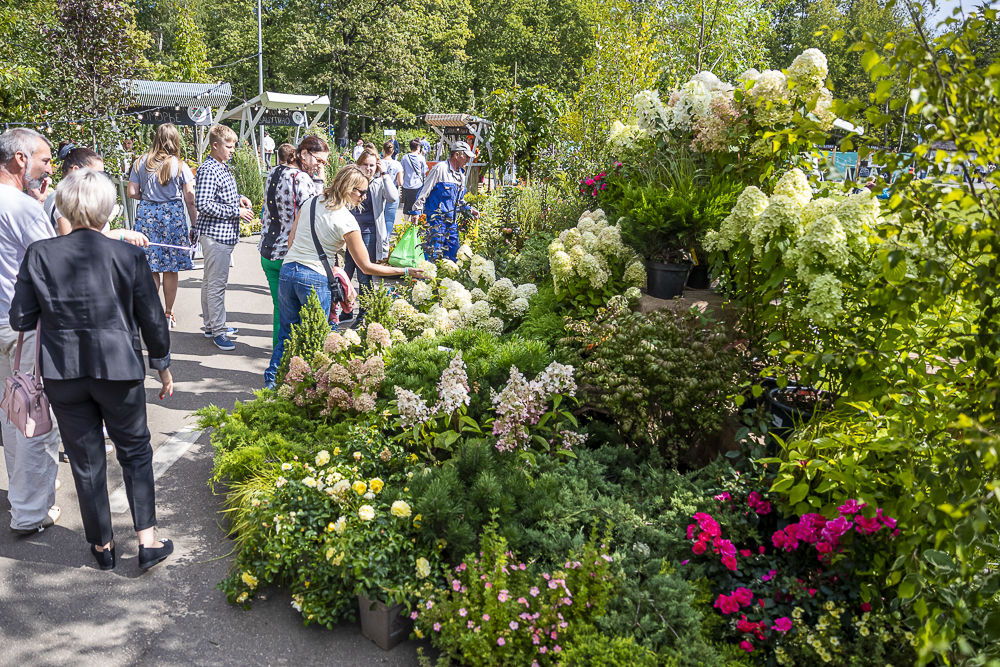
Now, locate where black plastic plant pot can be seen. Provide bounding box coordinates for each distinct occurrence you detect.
[358,595,413,651]
[763,384,828,447]
[646,261,691,300]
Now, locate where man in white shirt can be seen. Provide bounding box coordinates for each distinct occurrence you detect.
[352,139,364,161]
[0,128,61,534]
[262,132,275,167]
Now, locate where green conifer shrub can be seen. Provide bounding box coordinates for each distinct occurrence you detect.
[276,289,331,383]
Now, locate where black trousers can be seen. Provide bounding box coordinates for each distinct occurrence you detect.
[44,377,156,546]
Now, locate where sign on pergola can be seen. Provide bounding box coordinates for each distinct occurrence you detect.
[423,114,493,165]
[219,92,330,163]
[124,79,234,158]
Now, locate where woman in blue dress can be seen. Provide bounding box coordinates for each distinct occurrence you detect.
[127,123,197,329]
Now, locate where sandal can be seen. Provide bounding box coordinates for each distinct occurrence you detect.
[138,538,173,570]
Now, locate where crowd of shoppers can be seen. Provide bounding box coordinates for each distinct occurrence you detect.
[0,120,480,572]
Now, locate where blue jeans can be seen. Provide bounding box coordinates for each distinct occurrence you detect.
[383,202,398,238]
[265,262,334,387]
[344,225,377,295]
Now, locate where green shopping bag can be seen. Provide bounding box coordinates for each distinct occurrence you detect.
[388,223,425,268]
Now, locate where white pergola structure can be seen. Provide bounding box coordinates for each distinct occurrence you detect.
[218,92,330,166]
[423,114,493,192]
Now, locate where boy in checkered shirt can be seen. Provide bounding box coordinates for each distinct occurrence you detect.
[194,124,254,351]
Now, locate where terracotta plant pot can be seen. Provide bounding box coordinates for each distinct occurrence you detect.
[358,595,413,651]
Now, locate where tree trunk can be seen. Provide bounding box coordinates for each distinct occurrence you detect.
[337,89,350,148]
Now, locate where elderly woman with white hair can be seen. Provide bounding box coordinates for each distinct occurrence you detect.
[9,168,175,571]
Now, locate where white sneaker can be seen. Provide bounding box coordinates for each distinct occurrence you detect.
[55,479,61,492]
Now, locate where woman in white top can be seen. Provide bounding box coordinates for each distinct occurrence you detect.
[127,123,198,328]
[263,165,426,388]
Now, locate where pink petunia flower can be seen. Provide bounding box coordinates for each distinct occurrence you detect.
[497,638,505,646]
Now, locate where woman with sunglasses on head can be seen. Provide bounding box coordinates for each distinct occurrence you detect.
[263,164,424,389]
[126,123,196,329]
[259,135,330,347]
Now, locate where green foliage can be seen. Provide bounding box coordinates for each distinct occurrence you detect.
[356,281,396,332]
[514,282,566,350]
[381,329,554,421]
[277,289,331,384]
[556,625,662,667]
[564,308,741,464]
[195,395,355,487]
[484,86,566,180]
[230,146,264,213]
[167,0,212,83]
[413,520,615,666]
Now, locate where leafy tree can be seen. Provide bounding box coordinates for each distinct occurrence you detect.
[484,85,565,179]
[561,0,662,168]
[0,1,54,121]
[655,0,774,86]
[167,1,213,83]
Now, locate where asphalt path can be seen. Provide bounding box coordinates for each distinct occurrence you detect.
[0,237,427,667]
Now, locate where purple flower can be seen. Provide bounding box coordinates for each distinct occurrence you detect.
[497,638,505,646]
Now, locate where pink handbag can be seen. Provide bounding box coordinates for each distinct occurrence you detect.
[1,322,52,438]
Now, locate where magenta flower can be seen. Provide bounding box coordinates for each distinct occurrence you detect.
[433,623,441,631]
[529,587,540,597]
[733,588,754,607]
[739,640,754,653]
[510,621,519,630]
[459,608,467,617]
[761,569,777,582]
[714,594,740,615]
[774,617,793,632]
[483,614,490,621]
[838,498,866,515]
[497,638,505,646]
[877,508,897,529]
[721,555,738,571]
[410,611,419,620]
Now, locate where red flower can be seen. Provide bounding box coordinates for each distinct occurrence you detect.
[739,640,754,653]
[816,541,834,554]
[747,492,761,508]
[736,616,755,633]
[876,508,897,530]
[758,546,766,555]
[722,555,738,571]
[755,501,771,515]
[860,602,872,612]
[686,524,697,540]
[733,587,754,607]
[692,541,707,555]
[771,531,786,549]
[739,549,752,558]
[714,594,740,615]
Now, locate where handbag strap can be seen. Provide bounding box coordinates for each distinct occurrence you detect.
[12,321,41,376]
[308,198,340,291]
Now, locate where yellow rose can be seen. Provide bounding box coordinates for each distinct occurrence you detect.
[333,447,341,456]
[353,451,363,461]
[391,500,412,518]
[358,504,376,521]
[416,557,431,579]
[241,572,258,589]
[414,628,424,639]
[369,478,385,494]
[302,476,317,488]
[327,522,337,532]
[334,516,347,534]
[315,450,330,466]
[236,592,249,603]
[353,481,367,496]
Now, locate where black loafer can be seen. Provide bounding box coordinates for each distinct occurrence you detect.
[90,542,116,570]
[138,539,173,570]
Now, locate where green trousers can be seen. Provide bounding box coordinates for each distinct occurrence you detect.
[261,255,283,347]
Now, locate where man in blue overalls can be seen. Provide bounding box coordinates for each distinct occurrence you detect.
[411,140,480,261]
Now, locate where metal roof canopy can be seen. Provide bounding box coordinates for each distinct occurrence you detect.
[423,113,493,166]
[218,92,330,162]
[125,80,233,109]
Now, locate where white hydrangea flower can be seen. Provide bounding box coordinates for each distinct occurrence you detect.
[624,286,642,302]
[799,272,844,326]
[809,88,836,130]
[624,261,646,287]
[483,317,504,336]
[794,213,851,277]
[417,259,437,280]
[509,297,530,317]
[470,287,487,302]
[487,278,516,307]
[800,197,838,229]
[739,68,762,83]
[456,244,473,264]
[472,300,491,322]
[788,48,829,92]
[440,259,460,277]
[411,281,434,306]
[391,329,407,344]
[342,329,362,347]
[773,168,813,208]
[514,283,537,300]
[435,352,470,414]
[469,255,496,286]
[751,195,802,257]
[419,328,436,339]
